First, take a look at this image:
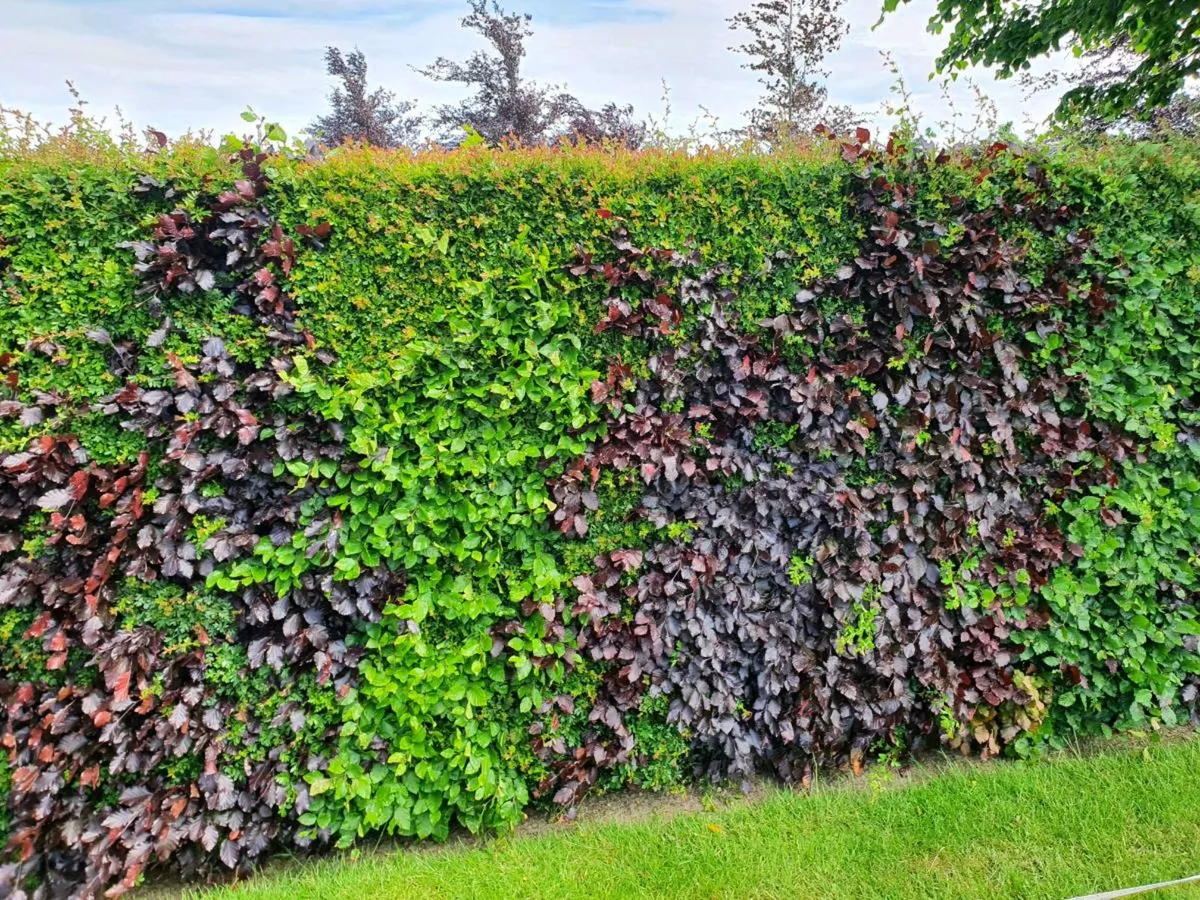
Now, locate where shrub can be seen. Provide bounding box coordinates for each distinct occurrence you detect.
[0,133,1196,897]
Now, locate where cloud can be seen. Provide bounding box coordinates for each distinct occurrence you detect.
[0,0,1075,140]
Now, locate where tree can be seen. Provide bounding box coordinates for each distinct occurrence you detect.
[310,47,422,149]
[418,0,579,146]
[1024,36,1200,137]
[728,0,854,140]
[883,0,1200,123]
[558,102,648,149]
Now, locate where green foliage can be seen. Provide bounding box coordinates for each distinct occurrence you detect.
[304,619,534,842]
[0,143,244,459]
[882,0,1200,123]
[1019,142,1200,739]
[939,553,1034,613]
[267,148,856,371]
[111,580,237,657]
[601,693,691,793]
[835,584,880,658]
[788,554,814,587]
[1060,145,1200,446]
[204,643,342,796]
[0,608,56,682]
[559,468,656,578]
[1023,451,1200,732]
[753,420,800,452]
[275,239,604,845]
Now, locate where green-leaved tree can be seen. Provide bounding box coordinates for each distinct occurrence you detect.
[883,0,1200,123]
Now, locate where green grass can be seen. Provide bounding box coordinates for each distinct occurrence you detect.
[192,735,1200,900]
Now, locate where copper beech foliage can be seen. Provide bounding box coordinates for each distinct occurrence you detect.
[539,138,1136,807]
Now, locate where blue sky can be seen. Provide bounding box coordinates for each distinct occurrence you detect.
[0,0,1074,140]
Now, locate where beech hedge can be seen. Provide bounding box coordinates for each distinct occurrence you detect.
[0,132,1197,898]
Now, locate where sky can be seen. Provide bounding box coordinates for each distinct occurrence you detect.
[0,0,1075,141]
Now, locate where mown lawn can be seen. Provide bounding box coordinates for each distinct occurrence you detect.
[189,734,1200,900]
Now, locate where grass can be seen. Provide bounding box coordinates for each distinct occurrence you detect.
[186,734,1200,900]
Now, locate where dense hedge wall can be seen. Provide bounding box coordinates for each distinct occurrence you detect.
[0,133,1197,897]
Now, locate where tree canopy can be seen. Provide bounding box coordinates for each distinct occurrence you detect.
[729,0,857,140]
[418,0,578,146]
[309,47,422,148]
[1024,35,1200,136]
[883,0,1200,121]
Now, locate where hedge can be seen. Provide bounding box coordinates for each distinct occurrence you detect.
[0,132,1197,898]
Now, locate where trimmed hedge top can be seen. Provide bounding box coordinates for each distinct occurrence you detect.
[0,135,1198,898]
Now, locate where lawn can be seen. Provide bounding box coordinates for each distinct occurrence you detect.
[187,734,1200,900]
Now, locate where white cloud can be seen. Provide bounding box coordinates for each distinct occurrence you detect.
[0,0,1075,140]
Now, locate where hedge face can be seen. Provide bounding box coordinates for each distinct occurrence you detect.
[0,138,1197,898]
